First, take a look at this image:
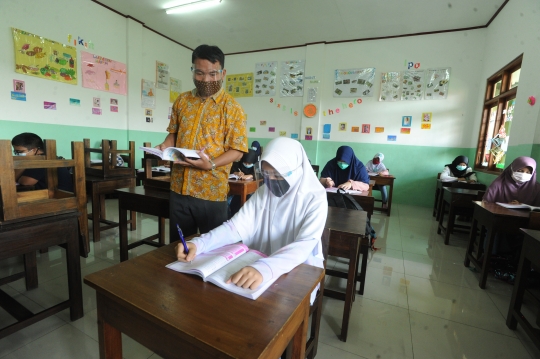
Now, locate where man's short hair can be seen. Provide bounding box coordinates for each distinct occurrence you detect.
[12,132,44,150]
[192,44,225,68]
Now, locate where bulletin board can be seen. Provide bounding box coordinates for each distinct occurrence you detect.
[424,68,451,100]
[226,73,253,98]
[81,51,127,95]
[334,68,375,97]
[12,28,77,85]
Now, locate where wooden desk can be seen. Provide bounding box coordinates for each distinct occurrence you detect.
[0,212,83,339]
[84,242,324,359]
[116,186,170,262]
[437,188,479,245]
[228,179,260,205]
[506,229,540,351]
[464,201,530,289]
[369,174,396,216]
[86,175,136,242]
[434,180,485,221]
[324,206,368,342]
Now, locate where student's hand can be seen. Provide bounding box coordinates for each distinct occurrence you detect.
[227,266,263,289]
[233,171,242,176]
[469,180,476,183]
[458,177,466,181]
[241,174,253,180]
[509,200,521,205]
[238,170,244,177]
[325,178,335,188]
[175,242,197,262]
[155,143,167,151]
[338,180,352,190]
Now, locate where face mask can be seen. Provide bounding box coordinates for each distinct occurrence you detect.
[243,163,254,168]
[252,146,257,151]
[338,162,349,170]
[372,158,380,165]
[456,165,467,171]
[512,171,532,183]
[193,79,222,97]
[263,177,290,197]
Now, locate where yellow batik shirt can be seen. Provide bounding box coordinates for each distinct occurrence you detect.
[166,88,248,201]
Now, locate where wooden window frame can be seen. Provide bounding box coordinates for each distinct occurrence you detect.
[474,54,522,174]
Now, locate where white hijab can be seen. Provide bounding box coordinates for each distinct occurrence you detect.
[230,137,327,260]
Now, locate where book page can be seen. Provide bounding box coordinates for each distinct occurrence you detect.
[139,146,164,159]
[162,148,200,161]
[368,172,378,176]
[496,202,538,210]
[325,187,362,194]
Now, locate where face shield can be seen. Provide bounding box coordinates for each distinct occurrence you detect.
[255,161,299,198]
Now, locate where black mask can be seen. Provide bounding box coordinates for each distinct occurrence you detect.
[264,177,290,197]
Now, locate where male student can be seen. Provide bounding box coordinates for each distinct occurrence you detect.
[156,44,248,239]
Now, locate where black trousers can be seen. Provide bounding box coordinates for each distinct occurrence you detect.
[169,191,228,240]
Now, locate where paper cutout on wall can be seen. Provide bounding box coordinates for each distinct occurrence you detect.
[323,124,331,133]
[402,116,412,127]
[12,28,77,85]
[280,60,304,97]
[334,68,375,98]
[400,128,411,134]
[156,61,169,90]
[141,79,156,108]
[13,80,25,93]
[11,92,26,101]
[170,77,181,103]
[424,68,450,100]
[387,135,397,141]
[44,101,56,110]
[361,124,370,133]
[81,51,127,95]
[401,70,425,101]
[379,72,401,102]
[254,61,277,96]
[226,73,253,98]
[339,123,347,131]
[375,127,384,133]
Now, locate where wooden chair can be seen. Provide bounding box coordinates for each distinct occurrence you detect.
[0,139,89,257]
[141,142,171,191]
[84,139,135,178]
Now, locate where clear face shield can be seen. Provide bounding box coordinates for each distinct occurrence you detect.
[255,160,293,198]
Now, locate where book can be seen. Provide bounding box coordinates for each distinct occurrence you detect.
[368,172,378,176]
[166,243,276,300]
[139,146,200,161]
[496,202,540,212]
[325,187,362,195]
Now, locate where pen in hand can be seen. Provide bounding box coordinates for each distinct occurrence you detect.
[176,224,191,263]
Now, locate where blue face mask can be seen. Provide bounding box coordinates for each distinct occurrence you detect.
[243,163,254,168]
[456,165,467,171]
[338,162,349,170]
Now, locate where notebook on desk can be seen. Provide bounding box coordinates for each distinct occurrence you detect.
[325,187,362,195]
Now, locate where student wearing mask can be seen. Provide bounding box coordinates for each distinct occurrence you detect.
[440,155,477,183]
[228,149,258,217]
[319,146,370,192]
[365,152,390,208]
[251,140,262,160]
[176,137,327,303]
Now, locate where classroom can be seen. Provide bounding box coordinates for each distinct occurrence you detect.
[1,0,540,358]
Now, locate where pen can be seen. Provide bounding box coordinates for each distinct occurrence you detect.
[176,224,190,258]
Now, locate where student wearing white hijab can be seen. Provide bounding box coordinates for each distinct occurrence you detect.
[365,152,390,208]
[176,137,327,300]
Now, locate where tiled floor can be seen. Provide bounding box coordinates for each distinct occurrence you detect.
[1,201,539,359]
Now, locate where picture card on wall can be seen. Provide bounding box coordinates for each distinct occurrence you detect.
[334,67,376,98]
[425,68,450,100]
[322,134,330,140]
[375,127,384,133]
[13,79,25,93]
[351,126,359,132]
[279,131,286,136]
[226,73,253,98]
[93,97,101,108]
[269,127,275,132]
[401,70,425,101]
[306,127,312,135]
[110,98,118,105]
[402,116,412,127]
[156,61,169,90]
[400,128,411,134]
[70,98,80,106]
[387,135,397,141]
[421,123,431,129]
[361,124,370,133]
[305,135,313,140]
[379,72,400,102]
[323,124,331,133]
[111,106,118,112]
[291,133,298,139]
[249,127,256,132]
[44,101,56,110]
[254,61,277,97]
[280,60,304,97]
[92,108,102,115]
[260,120,267,125]
[339,122,347,131]
[11,92,26,101]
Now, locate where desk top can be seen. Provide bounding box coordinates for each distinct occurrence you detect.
[326,206,367,236]
[84,242,323,359]
[85,174,135,182]
[437,180,486,190]
[443,187,479,195]
[115,186,169,199]
[520,228,540,241]
[473,201,531,218]
[369,174,396,179]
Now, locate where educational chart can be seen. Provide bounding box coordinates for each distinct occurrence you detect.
[334,68,375,98]
[401,70,425,101]
[226,73,253,98]
[280,60,304,97]
[12,28,77,85]
[170,77,181,103]
[141,79,156,108]
[254,61,277,97]
[379,72,401,102]
[81,51,127,95]
[156,61,169,90]
[424,68,451,100]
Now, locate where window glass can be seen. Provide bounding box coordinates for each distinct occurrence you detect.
[492,80,502,97]
[510,69,520,89]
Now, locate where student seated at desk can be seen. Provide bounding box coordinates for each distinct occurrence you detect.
[228,149,257,217]
[482,156,540,281]
[365,152,389,208]
[440,155,477,183]
[176,137,327,302]
[12,132,73,192]
[319,146,369,192]
[251,140,262,160]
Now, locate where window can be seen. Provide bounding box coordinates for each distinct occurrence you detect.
[475,54,522,172]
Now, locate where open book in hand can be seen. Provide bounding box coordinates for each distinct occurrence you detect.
[139,146,200,161]
[496,202,540,212]
[166,243,277,300]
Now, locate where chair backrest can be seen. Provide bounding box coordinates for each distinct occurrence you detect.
[84,138,135,178]
[321,228,330,264]
[437,172,441,179]
[311,165,320,177]
[141,142,171,190]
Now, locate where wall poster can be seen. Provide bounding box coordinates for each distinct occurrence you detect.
[401,70,425,101]
[81,51,127,95]
[334,68,376,98]
[424,68,451,100]
[280,60,304,97]
[254,61,277,96]
[226,73,253,98]
[141,79,156,108]
[156,61,169,90]
[379,72,401,102]
[170,77,181,103]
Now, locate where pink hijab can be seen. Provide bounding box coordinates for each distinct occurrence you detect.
[483,156,540,205]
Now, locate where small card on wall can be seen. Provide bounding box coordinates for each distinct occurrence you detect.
[400,128,411,134]
[375,127,384,133]
[305,135,313,140]
[44,101,56,110]
[92,108,102,115]
[249,127,256,132]
[111,106,118,112]
[387,135,397,141]
[269,127,275,132]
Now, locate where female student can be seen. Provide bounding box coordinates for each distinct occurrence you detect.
[440,155,477,183]
[251,140,262,160]
[228,149,258,217]
[320,146,370,191]
[176,137,327,300]
[365,152,389,208]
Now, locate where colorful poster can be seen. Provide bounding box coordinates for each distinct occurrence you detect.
[280,60,304,97]
[402,116,412,127]
[156,61,169,90]
[226,73,253,98]
[334,68,376,98]
[375,127,384,133]
[12,28,77,85]
[401,70,425,101]
[13,79,25,93]
[44,101,56,110]
[141,79,156,108]
[425,68,451,100]
[254,61,277,96]
[170,77,181,103]
[81,51,127,95]
[379,72,401,102]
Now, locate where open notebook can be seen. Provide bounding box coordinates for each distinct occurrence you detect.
[496,202,540,212]
[166,243,277,300]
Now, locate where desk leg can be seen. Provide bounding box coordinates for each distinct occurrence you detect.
[129,211,136,231]
[341,244,359,342]
[387,184,393,216]
[464,218,478,267]
[240,187,247,206]
[479,228,496,289]
[436,192,445,222]
[66,222,83,321]
[158,217,166,245]
[433,188,440,217]
[91,185,101,242]
[290,298,309,359]
[437,200,446,235]
[97,293,123,359]
[445,202,456,245]
[119,205,128,262]
[23,252,38,290]
[357,244,368,295]
[506,254,530,329]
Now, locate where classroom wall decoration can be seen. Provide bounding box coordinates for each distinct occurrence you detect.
[254,61,277,96]
[226,73,253,98]
[81,51,127,95]
[401,70,425,101]
[379,72,401,102]
[361,124,370,133]
[421,112,432,129]
[156,61,169,90]
[400,128,411,134]
[339,122,347,131]
[402,116,412,127]
[12,28,77,85]
[170,77,181,103]
[351,126,359,132]
[334,68,375,98]
[424,68,451,100]
[141,79,156,108]
[280,60,304,97]
[375,127,384,133]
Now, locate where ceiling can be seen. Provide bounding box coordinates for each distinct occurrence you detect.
[93,0,508,54]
